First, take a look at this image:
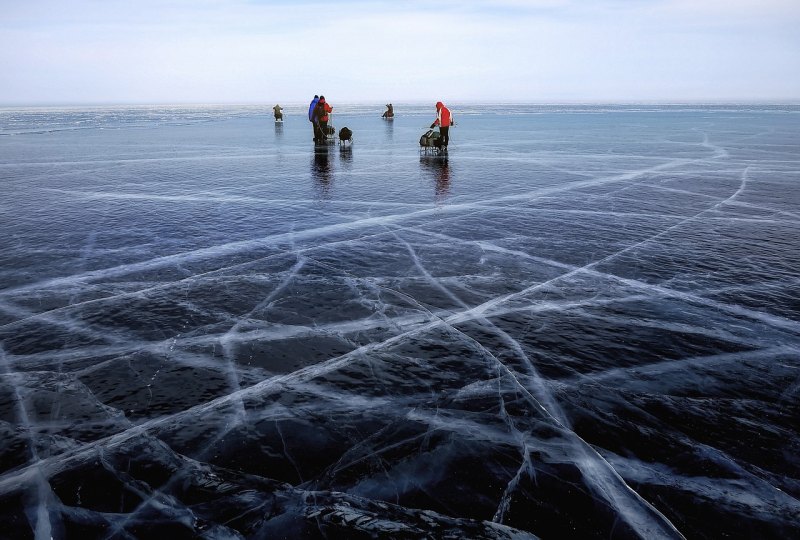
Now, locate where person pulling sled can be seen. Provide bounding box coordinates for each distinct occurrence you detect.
[420,101,454,154]
[429,101,454,152]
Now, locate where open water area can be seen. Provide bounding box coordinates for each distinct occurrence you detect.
[0,103,799,539]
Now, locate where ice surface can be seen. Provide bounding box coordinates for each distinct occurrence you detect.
[0,104,799,539]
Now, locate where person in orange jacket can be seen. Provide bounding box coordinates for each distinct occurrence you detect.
[315,96,333,141]
[430,101,454,150]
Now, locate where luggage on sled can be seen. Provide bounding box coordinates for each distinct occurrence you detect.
[419,128,442,153]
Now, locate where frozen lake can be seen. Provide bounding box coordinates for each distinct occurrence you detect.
[1,104,799,539]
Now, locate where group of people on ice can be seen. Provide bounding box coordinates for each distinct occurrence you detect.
[307,95,334,143]
[272,98,455,150]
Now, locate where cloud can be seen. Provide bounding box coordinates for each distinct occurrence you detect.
[1,0,798,103]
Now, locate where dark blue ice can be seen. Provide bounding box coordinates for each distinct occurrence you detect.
[1,104,799,539]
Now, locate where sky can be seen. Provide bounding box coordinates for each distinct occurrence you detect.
[1,0,799,105]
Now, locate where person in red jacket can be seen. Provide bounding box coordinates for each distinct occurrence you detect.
[430,101,454,150]
[316,96,333,141]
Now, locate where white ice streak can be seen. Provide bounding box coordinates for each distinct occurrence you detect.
[0,150,717,301]
[643,171,800,223]
[492,395,537,524]
[604,453,800,523]
[96,444,198,540]
[45,187,432,210]
[219,255,307,422]
[393,233,684,538]
[410,227,800,335]
[553,345,799,389]
[0,346,58,540]
[0,298,131,347]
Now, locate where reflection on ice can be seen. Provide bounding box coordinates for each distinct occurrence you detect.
[0,104,799,538]
[420,155,451,203]
[311,145,332,199]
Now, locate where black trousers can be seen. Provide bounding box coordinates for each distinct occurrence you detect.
[440,126,450,147]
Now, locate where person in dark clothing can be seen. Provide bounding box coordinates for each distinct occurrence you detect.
[382,103,394,118]
[309,95,320,142]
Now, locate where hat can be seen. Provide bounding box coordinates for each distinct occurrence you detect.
[436,101,443,109]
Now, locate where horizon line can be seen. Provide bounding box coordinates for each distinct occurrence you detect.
[2,98,800,109]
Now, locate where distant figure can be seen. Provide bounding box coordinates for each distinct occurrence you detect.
[430,101,454,151]
[382,103,394,118]
[315,96,333,142]
[273,104,283,121]
[308,94,320,141]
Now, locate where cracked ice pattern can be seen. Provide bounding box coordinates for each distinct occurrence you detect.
[0,104,799,539]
